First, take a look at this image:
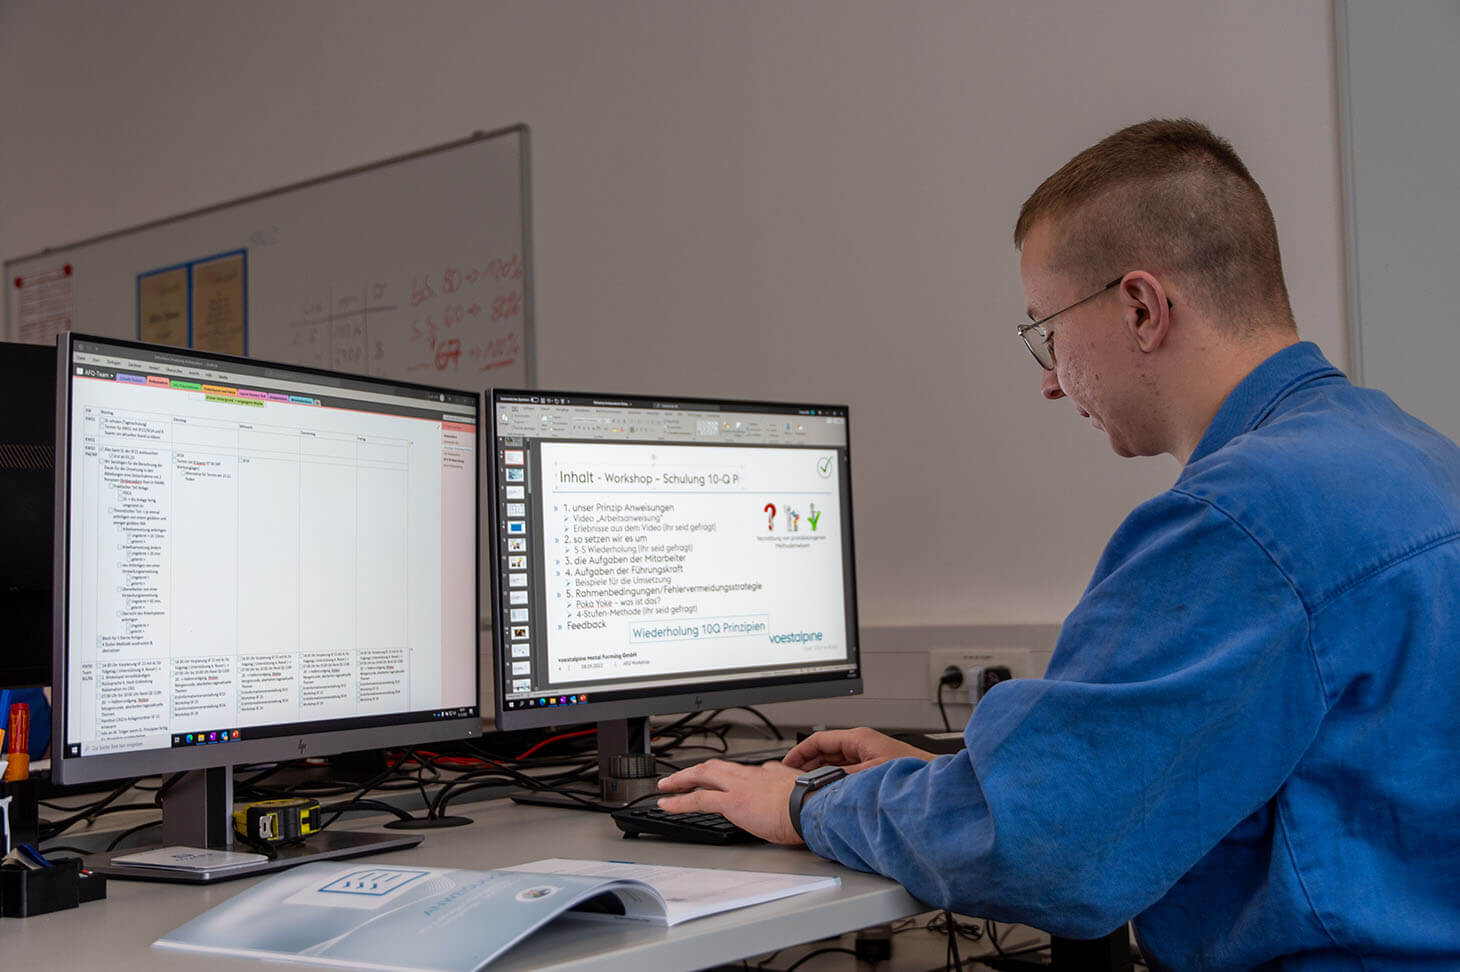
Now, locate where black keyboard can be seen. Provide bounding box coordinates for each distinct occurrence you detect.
[611,806,759,845]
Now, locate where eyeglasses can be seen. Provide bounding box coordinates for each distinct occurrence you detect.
[1016,277,1123,371]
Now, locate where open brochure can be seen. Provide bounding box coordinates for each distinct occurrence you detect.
[154,858,840,972]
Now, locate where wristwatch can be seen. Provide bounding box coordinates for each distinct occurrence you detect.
[788,765,846,839]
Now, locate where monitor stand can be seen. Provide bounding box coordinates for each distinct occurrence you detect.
[86,765,423,884]
[509,716,660,812]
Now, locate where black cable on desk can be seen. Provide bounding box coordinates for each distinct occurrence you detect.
[37,778,142,841]
[317,798,418,830]
[769,946,861,971]
[105,819,162,852]
[426,746,603,816]
[308,748,425,832]
[466,737,599,775]
[721,706,785,740]
[659,740,731,759]
[985,920,1008,961]
[432,763,607,816]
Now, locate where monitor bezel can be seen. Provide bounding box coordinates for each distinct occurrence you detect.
[487,386,863,733]
[51,332,483,785]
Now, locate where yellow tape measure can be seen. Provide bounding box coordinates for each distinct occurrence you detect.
[233,797,322,844]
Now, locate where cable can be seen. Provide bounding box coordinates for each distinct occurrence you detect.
[924,911,985,946]
[515,728,597,761]
[37,778,143,841]
[105,819,162,852]
[466,737,599,774]
[430,759,605,815]
[717,706,784,740]
[318,798,418,825]
[431,773,559,817]
[985,919,1009,962]
[659,740,730,759]
[398,749,496,771]
[946,910,963,970]
[313,749,422,832]
[937,666,964,732]
[776,946,861,971]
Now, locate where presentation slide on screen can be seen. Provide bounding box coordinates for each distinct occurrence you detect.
[537,441,849,685]
[65,372,474,755]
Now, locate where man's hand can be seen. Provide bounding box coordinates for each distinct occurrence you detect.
[657,759,804,845]
[784,727,937,774]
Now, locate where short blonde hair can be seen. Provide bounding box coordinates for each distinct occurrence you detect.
[1015,119,1294,333]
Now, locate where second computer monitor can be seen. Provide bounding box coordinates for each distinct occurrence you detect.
[54,335,482,790]
[489,390,861,737]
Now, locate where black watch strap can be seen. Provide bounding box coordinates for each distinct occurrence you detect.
[789,765,845,839]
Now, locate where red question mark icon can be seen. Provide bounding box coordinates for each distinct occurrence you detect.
[764,503,777,531]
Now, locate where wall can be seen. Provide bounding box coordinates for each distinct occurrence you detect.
[0,1,1345,723]
[1337,0,1460,442]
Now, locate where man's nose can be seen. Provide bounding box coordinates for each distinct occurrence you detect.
[1041,368,1065,400]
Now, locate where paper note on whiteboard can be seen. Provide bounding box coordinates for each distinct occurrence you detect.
[139,267,188,346]
[139,250,248,353]
[14,264,74,343]
[192,252,246,355]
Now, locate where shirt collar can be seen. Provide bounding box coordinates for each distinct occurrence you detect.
[1185,341,1346,466]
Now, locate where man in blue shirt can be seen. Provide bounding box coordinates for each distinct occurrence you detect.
[659,119,1460,969]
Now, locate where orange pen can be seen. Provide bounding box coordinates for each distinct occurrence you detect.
[3,703,30,781]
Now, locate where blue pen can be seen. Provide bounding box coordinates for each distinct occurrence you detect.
[0,689,11,751]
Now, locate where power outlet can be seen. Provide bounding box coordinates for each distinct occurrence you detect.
[927,647,1039,705]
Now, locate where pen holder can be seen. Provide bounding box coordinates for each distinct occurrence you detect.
[0,856,81,918]
[0,778,40,849]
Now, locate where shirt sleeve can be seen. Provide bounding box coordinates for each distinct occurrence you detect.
[798,491,1328,938]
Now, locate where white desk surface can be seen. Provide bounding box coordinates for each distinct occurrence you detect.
[2,797,927,971]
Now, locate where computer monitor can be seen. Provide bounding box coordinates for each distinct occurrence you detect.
[487,389,861,809]
[53,334,481,880]
[0,340,56,689]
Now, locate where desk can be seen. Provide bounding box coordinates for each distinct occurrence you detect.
[2,797,926,971]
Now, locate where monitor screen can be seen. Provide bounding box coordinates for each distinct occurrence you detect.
[52,335,481,787]
[488,389,861,737]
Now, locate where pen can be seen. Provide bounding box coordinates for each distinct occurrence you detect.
[3,702,30,782]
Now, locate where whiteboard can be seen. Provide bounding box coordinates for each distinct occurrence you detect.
[4,126,534,392]
[1338,1,1460,440]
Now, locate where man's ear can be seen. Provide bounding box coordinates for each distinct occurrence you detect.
[1119,272,1172,353]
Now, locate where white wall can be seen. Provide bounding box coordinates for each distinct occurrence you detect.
[1338,0,1460,443]
[0,0,1345,629]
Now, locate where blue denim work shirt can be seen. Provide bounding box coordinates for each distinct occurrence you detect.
[801,343,1460,970]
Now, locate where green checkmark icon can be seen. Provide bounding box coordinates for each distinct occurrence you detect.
[817,456,832,477]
